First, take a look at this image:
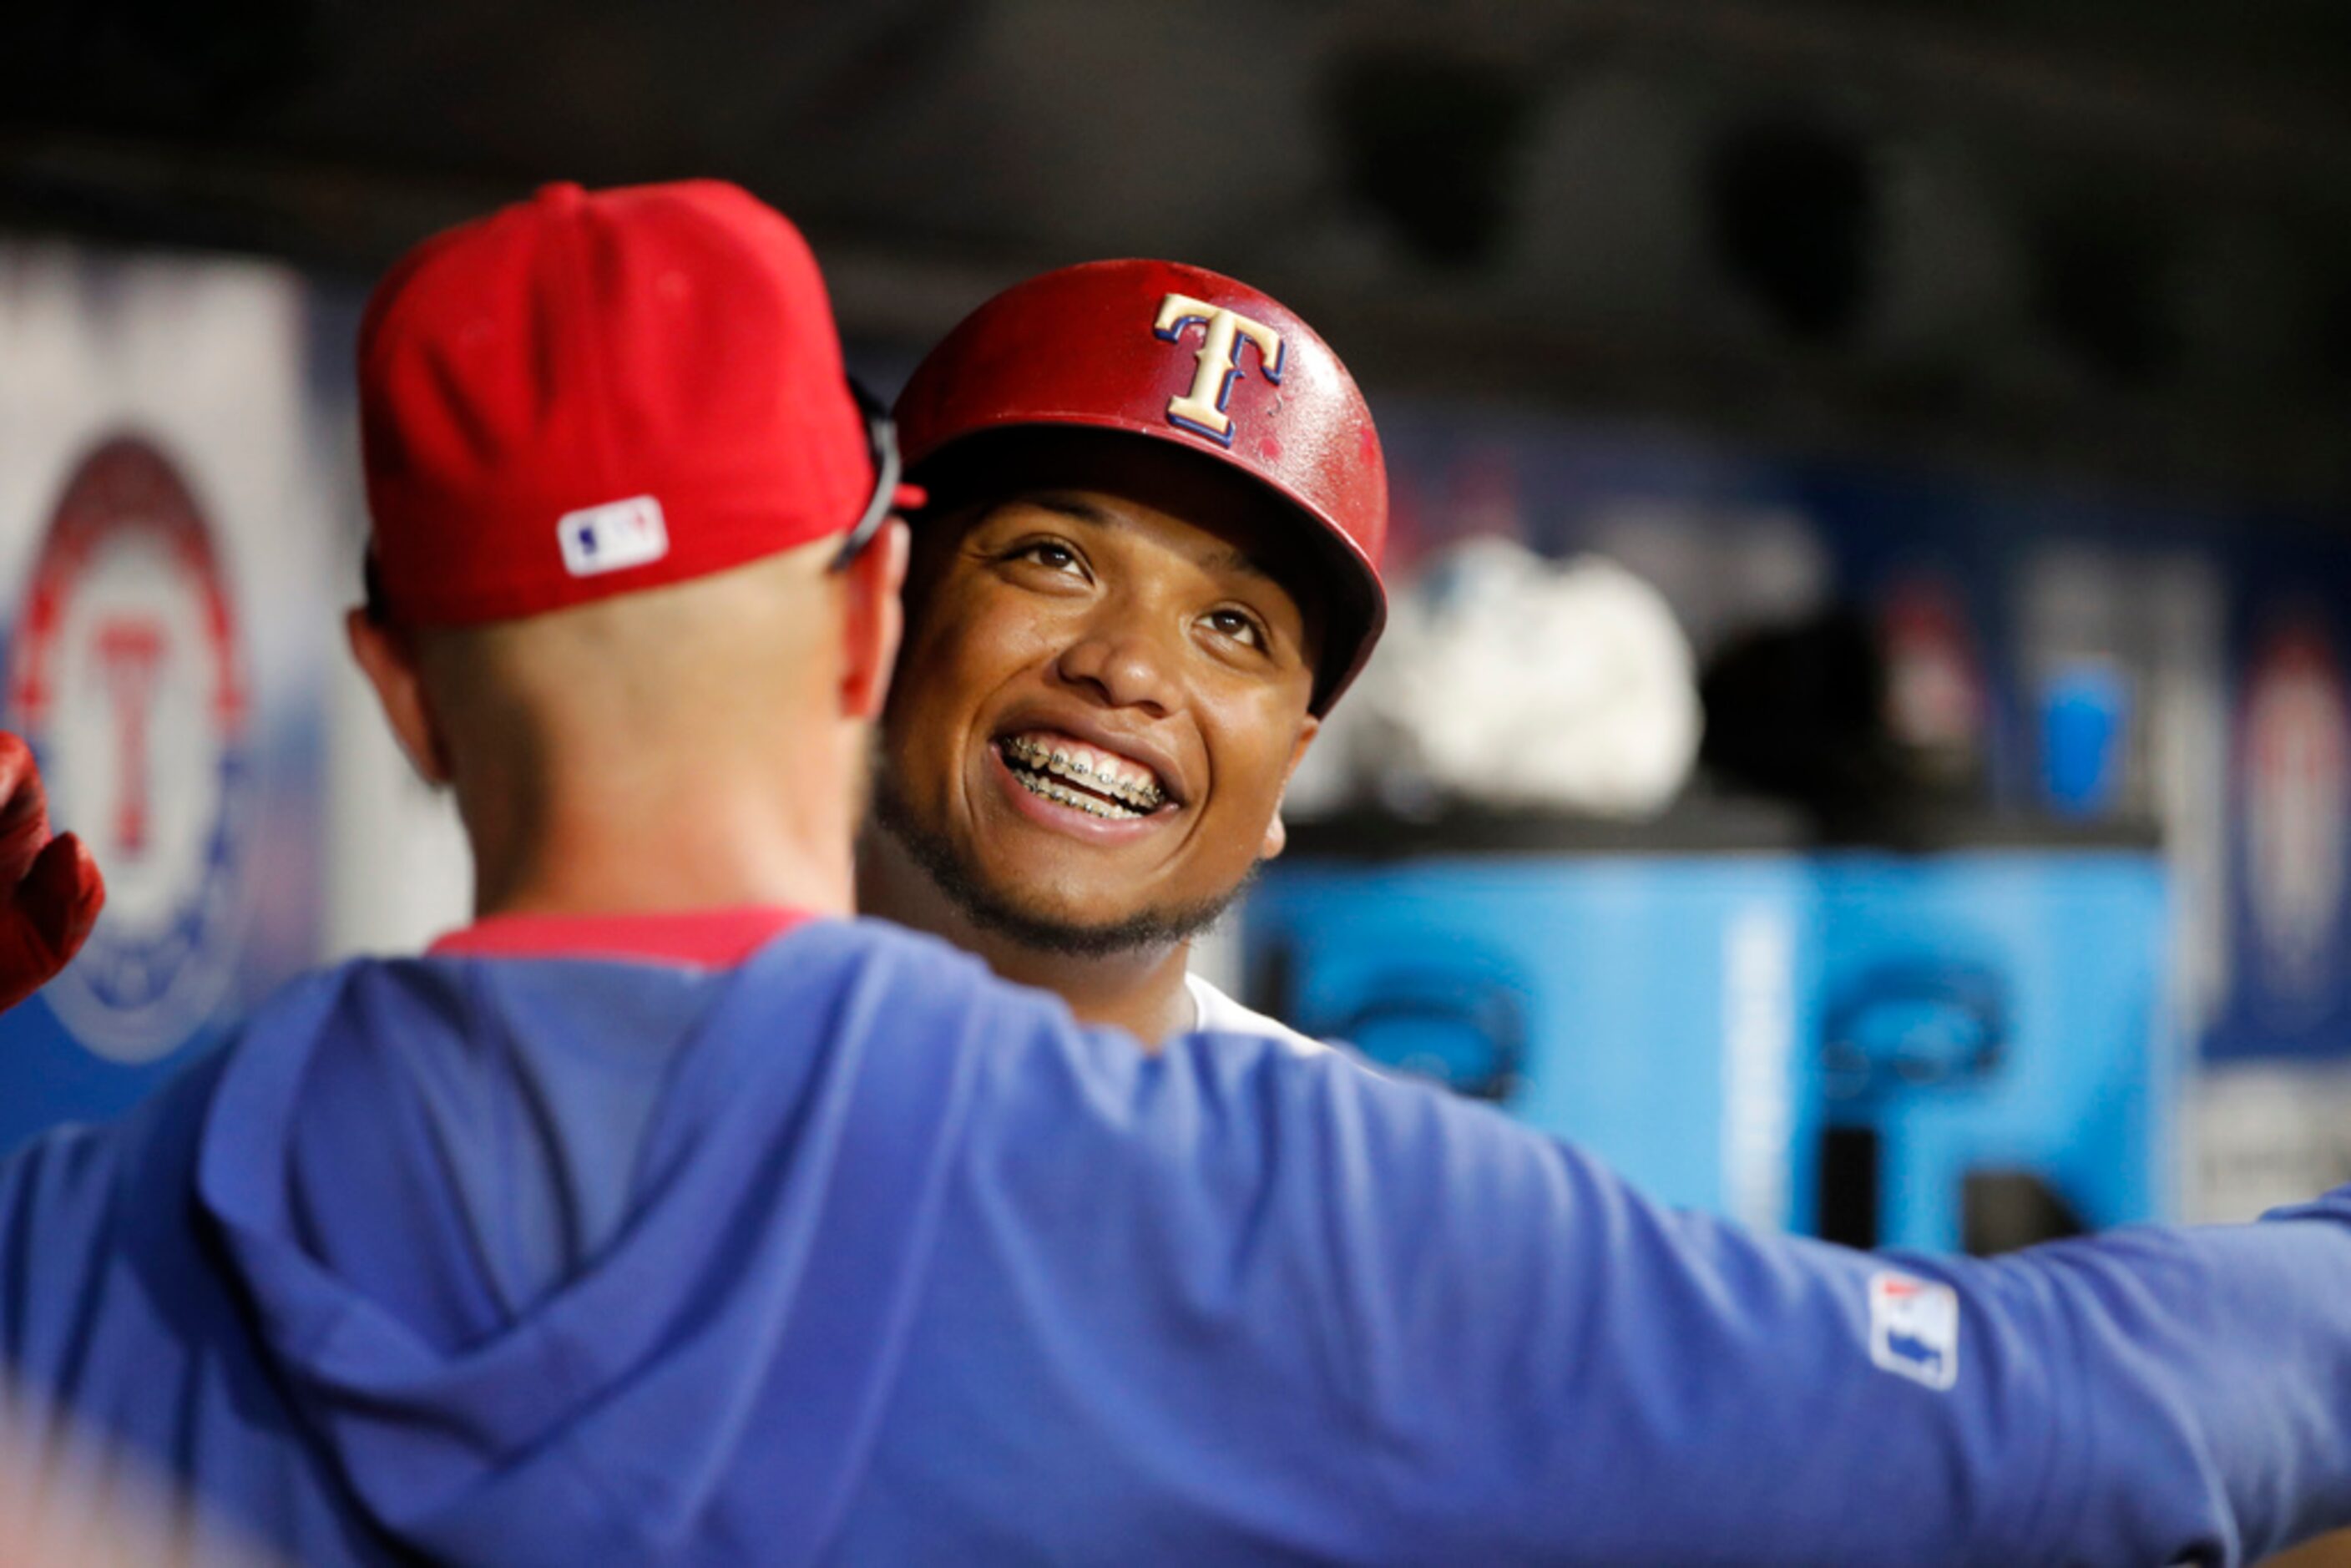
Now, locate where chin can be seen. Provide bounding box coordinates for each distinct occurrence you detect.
[975,871,1145,936]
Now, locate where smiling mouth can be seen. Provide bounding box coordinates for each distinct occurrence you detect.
[996,732,1171,821]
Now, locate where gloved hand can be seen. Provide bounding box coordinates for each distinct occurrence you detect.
[0,732,104,1014]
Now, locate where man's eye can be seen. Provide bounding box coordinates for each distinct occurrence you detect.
[1206,608,1266,649]
[1014,542,1080,572]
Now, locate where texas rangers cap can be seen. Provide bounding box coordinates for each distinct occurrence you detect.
[358,179,919,625]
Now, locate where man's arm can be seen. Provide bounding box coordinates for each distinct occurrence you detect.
[953,1027,2349,1565]
[0,734,104,1013]
[1226,1045,2351,1565]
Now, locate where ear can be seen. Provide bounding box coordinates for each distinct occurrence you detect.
[346,609,453,785]
[839,518,911,721]
[1257,714,1321,861]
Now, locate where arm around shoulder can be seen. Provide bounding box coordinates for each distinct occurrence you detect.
[1255,1060,2351,1566]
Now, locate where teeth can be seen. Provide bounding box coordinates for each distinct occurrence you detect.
[1009,766,1143,820]
[1001,735,1166,810]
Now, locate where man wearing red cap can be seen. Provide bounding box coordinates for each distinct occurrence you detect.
[8,180,2351,1567]
[860,259,1382,1046]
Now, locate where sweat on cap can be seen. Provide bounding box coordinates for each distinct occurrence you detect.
[359,179,918,625]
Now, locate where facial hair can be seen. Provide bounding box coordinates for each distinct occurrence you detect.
[867,771,1255,959]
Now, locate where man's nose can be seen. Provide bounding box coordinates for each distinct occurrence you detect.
[1052,621,1180,716]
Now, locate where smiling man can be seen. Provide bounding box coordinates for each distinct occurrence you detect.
[861,260,1385,1045]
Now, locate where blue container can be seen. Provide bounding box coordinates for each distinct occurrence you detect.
[1245,811,2174,1249]
[1244,811,1823,1232]
[1812,846,2173,1251]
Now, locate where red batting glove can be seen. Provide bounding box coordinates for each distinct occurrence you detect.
[0,732,104,1014]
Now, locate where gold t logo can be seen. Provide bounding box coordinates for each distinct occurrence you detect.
[1152,294,1285,445]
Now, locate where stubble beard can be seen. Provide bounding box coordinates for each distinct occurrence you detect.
[867,771,1254,959]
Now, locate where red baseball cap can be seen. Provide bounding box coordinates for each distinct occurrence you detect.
[359,180,918,625]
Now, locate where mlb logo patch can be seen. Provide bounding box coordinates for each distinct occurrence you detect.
[558,495,669,578]
[1868,1270,1959,1391]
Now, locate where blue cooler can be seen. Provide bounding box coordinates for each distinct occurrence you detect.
[1810,828,2174,1253]
[1244,809,2174,1251]
[1242,806,1824,1232]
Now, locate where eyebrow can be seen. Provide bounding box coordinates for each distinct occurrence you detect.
[1020,491,1282,586]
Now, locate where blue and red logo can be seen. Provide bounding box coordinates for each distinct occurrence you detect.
[1868,1269,1959,1391]
[6,434,251,1061]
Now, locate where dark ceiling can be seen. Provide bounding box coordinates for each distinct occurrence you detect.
[6,0,2349,508]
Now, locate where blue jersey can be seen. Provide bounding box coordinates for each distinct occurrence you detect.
[3,913,2351,1565]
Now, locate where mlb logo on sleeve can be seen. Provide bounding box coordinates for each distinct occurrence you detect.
[558,496,670,577]
[1868,1270,1959,1391]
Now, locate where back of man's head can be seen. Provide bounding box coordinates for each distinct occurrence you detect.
[345,180,917,918]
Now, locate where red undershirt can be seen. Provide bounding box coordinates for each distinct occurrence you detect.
[426,906,815,967]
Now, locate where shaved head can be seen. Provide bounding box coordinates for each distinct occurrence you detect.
[352,523,910,918]
[416,539,844,788]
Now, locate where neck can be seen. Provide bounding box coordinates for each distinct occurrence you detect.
[414,556,874,926]
[857,827,1196,1045]
[967,926,1196,1045]
[467,759,858,923]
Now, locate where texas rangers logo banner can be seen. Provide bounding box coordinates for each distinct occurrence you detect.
[0,240,339,1151]
[8,435,253,1061]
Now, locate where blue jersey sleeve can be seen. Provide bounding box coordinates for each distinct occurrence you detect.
[1257,1047,2351,1565]
[923,1018,2351,1566]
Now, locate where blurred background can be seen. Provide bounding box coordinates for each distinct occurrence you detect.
[6,0,2351,1272]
